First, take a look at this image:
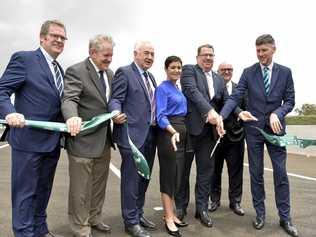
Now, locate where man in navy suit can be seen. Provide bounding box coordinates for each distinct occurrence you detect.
[218,34,298,237]
[0,20,67,237]
[175,44,228,227]
[109,41,157,237]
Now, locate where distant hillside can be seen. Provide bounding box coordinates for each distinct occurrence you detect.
[286,115,316,125]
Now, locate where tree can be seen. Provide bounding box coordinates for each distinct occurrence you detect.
[294,104,316,115]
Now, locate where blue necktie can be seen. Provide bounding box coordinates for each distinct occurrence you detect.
[52,60,63,97]
[263,66,270,94]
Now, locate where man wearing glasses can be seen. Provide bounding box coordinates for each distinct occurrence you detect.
[175,44,228,227]
[0,20,67,237]
[209,62,246,216]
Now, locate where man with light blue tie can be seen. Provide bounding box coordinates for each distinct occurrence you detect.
[0,20,67,237]
[217,34,298,237]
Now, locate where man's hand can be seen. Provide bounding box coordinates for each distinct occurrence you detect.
[207,109,219,125]
[216,115,225,138]
[66,117,82,136]
[270,113,282,134]
[238,111,258,122]
[171,132,180,151]
[112,111,127,124]
[5,113,25,128]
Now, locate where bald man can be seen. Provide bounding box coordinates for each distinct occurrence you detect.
[209,62,246,216]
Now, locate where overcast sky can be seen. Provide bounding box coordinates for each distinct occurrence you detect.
[1,0,315,109]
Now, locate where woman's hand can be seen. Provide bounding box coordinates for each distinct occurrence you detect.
[171,132,180,151]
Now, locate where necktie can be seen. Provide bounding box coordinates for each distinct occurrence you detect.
[98,70,107,95]
[52,60,63,97]
[263,66,270,94]
[143,72,155,125]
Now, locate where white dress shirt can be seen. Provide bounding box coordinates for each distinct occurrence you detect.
[226,80,233,95]
[205,71,215,100]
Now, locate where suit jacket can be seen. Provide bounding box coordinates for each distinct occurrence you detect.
[220,62,295,136]
[0,48,63,152]
[224,82,247,142]
[180,64,230,136]
[109,62,157,149]
[61,58,113,158]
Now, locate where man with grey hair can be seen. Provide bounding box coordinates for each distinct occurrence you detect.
[0,19,66,237]
[109,41,157,237]
[209,62,246,216]
[62,34,115,237]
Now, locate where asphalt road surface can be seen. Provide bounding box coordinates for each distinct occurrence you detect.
[1,140,316,237]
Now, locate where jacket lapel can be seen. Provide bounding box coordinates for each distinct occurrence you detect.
[196,65,211,100]
[36,48,60,98]
[131,62,151,103]
[212,72,220,96]
[254,63,267,97]
[105,69,112,98]
[269,63,279,94]
[85,58,107,104]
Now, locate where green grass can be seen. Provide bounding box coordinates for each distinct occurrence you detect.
[286,115,316,125]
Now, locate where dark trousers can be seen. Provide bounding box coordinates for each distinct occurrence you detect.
[175,126,215,213]
[174,151,194,213]
[11,147,60,237]
[246,133,290,221]
[119,126,156,227]
[210,138,244,205]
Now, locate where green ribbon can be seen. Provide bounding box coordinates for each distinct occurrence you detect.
[253,126,316,148]
[0,111,151,179]
[124,123,150,180]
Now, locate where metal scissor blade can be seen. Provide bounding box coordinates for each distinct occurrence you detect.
[210,137,221,159]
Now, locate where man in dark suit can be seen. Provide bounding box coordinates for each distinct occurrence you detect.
[175,44,228,227]
[218,34,298,237]
[61,35,115,237]
[209,62,245,216]
[109,41,157,237]
[0,20,67,237]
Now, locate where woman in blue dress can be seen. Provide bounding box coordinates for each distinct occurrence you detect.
[155,56,188,237]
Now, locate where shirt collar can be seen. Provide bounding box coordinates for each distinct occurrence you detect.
[260,62,274,71]
[40,46,54,64]
[226,80,232,88]
[89,57,103,75]
[134,61,146,75]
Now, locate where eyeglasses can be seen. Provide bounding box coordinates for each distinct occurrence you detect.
[198,53,215,58]
[220,68,233,72]
[48,33,68,42]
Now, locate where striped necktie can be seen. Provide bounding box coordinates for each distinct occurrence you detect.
[52,60,63,97]
[263,66,270,94]
[143,72,156,125]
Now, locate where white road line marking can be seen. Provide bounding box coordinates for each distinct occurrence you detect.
[110,162,121,179]
[1,144,315,182]
[0,144,9,149]
[244,163,316,182]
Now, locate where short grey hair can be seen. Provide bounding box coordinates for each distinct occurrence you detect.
[255,34,275,46]
[40,19,66,36]
[89,34,115,52]
[134,40,153,52]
